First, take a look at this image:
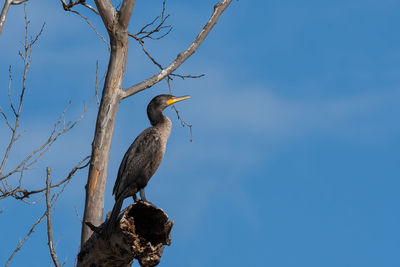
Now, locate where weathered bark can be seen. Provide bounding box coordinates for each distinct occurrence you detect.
[78,201,173,267]
[0,0,12,35]
[81,0,135,244]
[80,37,125,244]
[0,0,28,36]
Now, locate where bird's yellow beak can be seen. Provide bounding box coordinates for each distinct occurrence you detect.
[167,95,190,106]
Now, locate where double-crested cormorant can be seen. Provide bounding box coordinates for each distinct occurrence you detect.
[106,94,190,235]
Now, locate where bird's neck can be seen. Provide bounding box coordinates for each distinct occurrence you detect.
[148,108,167,126]
[156,116,172,140]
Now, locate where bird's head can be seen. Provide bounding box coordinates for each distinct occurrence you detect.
[147,94,190,125]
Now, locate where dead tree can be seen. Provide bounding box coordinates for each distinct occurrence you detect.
[1,0,232,266]
[69,0,232,265]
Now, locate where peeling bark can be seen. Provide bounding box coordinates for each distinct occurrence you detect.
[78,201,173,267]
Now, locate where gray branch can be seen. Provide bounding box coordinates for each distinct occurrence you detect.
[0,0,13,35]
[0,0,29,35]
[118,0,135,29]
[45,167,62,267]
[122,0,232,99]
[94,0,116,31]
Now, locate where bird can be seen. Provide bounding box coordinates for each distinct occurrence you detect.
[105,94,190,236]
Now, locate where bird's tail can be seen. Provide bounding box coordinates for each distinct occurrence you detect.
[105,197,123,238]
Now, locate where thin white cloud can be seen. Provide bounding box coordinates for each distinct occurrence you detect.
[188,83,400,143]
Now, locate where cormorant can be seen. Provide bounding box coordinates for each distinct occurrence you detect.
[106,94,190,235]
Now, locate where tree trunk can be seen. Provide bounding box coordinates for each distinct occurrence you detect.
[78,201,173,267]
[81,22,131,245]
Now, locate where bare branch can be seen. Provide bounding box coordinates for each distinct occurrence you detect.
[7,66,16,117]
[45,167,62,267]
[69,9,110,49]
[0,11,44,175]
[0,106,13,131]
[58,0,109,48]
[5,211,47,267]
[11,0,29,5]
[122,0,232,99]
[167,78,193,142]
[5,167,72,267]
[130,0,171,42]
[0,98,92,182]
[118,0,135,29]
[170,73,205,80]
[0,102,66,180]
[59,0,99,14]
[81,2,99,15]
[1,57,97,184]
[129,34,204,82]
[60,0,83,11]
[131,37,162,68]
[94,0,117,31]
[0,0,12,35]
[0,156,90,200]
[129,18,198,142]
[28,157,90,198]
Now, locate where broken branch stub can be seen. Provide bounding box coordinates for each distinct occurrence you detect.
[78,201,174,267]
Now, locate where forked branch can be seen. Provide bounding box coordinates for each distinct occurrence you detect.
[129,0,171,42]
[5,164,79,266]
[123,0,232,99]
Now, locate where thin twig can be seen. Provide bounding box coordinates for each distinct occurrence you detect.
[81,2,99,15]
[58,0,108,49]
[74,206,82,222]
[0,10,45,175]
[131,0,172,41]
[123,0,232,98]
[0,106,13,131]
[5,166,74,266]
[7,66,16,116]
[5,212,47,267]
[45,167,62,267]
[128,37,196,141]
[0,156,90,200]
[69,9,109,50]
[127,1,203,79]
[166,78,193,142]
[129,35,204,82]
[1,37,97,200]
[60,0,99,15]
[0,83,96,182]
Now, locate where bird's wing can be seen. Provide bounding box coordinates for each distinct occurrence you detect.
[112,127,162,198]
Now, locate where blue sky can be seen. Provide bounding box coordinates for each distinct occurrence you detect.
[1,0,400,266]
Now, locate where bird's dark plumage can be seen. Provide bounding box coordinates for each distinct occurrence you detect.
[106,94,190,236]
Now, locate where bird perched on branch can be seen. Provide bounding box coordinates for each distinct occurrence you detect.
[106,94,190,236]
